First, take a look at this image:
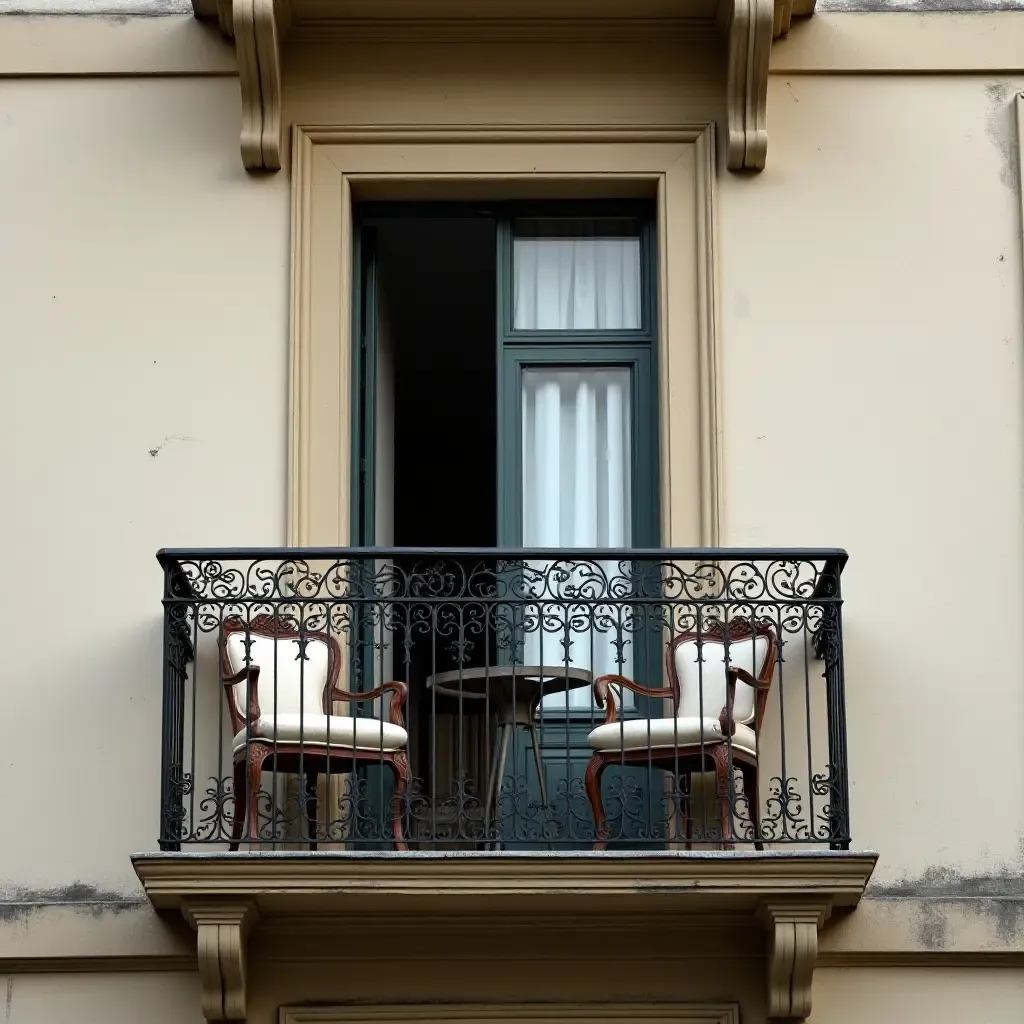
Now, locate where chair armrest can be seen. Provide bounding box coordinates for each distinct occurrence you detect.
[331,680,408,729]
[719,666,770,735]
[224,665,261,730]
[593,674,675,726]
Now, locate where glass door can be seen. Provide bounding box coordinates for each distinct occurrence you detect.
[496,206,661,847]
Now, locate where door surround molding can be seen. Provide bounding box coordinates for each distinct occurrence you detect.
[288,124,723,549]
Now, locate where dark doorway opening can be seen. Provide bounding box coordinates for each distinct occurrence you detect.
[367,213,499,825]
[375,216,497,549]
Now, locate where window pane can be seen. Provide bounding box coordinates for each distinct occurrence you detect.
[521,367,633,707]
[513,219,642,331]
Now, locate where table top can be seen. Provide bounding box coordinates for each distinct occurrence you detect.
[425,664,592,701]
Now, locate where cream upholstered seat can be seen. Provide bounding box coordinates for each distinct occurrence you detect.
[587,717,757,756]
[223,630,408,752]
[220,615,410,850]
[587,633,768,755]
[584,621,777,850]
[231,713,407,752]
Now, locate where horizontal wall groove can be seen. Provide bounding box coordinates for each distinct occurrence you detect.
[2,950,1022,975]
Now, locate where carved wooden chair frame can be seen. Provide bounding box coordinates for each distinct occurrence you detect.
[219,613,410,851]
[584,618,778,851]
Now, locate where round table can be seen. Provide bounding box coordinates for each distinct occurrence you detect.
[425,665,593,831]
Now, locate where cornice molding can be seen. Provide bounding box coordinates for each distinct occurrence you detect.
[193,0,815,173]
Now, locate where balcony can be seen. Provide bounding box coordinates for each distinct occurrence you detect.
[133,547,876,1020]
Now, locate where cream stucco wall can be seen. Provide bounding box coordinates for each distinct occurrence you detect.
[719,73,1024,883]
[0,75,290,892]
[0,972,203,1024]
[1,10,1024,1022]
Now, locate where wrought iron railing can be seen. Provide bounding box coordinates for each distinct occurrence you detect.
[157,548,849,851]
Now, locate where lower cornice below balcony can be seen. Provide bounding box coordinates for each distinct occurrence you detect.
[133,849,877,916]
[132,850,877,1022]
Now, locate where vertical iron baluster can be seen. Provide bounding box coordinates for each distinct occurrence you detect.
[802,589,815,846]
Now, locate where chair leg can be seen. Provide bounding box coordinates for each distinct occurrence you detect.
[229,758,246,851]
[304,772,319,851]
[585,753,610,851]
[708,745,734,850]
[740,763,762,850]
[390,752,410,852]
[246,743,270,848]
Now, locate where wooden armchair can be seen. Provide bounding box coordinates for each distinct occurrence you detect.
[220,614,410,850]
[584,619,778,850]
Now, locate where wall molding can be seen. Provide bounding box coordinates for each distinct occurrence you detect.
[6,13,1024,77]
[2,946,1023,976]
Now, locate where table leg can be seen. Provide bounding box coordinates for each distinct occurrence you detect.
[486,722,513,848]
[529,724,548,807]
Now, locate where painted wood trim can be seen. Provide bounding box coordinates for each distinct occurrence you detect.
[286,126,724,551]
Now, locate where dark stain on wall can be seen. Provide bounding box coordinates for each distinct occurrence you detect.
[0,882,144,923]
[868,862,1024,947]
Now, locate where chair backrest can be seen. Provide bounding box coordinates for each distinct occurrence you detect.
[668,621,777,728]
[220,615,340,729]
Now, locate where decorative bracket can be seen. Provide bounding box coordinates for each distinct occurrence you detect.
[207,0,290,171]
[718,0,816,171]
[718,0,773,171]
[758,899,831,1020]
[183,899,259,1021]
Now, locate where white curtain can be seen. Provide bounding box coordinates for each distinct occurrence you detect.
[522,368,633,710]
[514,234,641,331]
[515,233,640,711]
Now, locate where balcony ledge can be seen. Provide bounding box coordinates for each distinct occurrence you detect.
[134,849,876,914]
[133,850,875,1022]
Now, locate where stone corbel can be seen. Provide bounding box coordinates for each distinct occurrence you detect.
[757,899,831,1020]
[718,0,773,171]
[207,0,291,171]
[718,0,815,171]
[183,899,259,1021]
